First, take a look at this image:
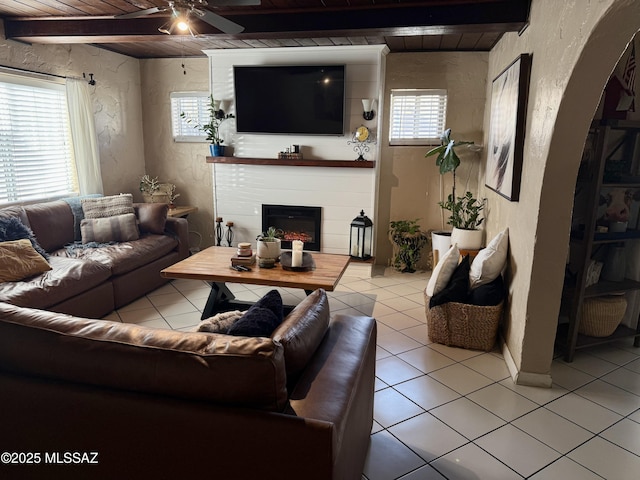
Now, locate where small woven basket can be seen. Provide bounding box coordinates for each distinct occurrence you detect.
[579,295,627,337]
[424,292,503,351]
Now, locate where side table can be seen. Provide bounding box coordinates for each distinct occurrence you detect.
[168,205,198,218]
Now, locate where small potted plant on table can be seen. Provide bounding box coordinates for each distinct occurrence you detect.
[256,226,283,268]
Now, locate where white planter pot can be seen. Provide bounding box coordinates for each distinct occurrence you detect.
[431,230,452,267]
[257,239,281,260]
[451,228,484,250]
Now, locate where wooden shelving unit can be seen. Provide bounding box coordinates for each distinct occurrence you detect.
[558,119,640,361]
[206,156,375,168]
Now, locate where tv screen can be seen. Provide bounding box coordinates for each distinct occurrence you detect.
[233,65,345,135]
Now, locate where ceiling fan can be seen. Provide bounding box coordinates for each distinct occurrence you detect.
[116,0,260,35]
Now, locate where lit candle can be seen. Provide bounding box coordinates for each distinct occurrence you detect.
[291,240,304,267]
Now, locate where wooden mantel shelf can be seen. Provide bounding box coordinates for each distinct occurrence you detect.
[206,156,375,168]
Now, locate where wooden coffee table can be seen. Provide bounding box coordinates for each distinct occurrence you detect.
[161,246,351,319]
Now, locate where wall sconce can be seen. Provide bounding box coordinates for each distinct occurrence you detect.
[362,99,376,121]
[213,99,225,119]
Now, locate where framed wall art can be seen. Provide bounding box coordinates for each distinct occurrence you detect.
[486,53,532,201]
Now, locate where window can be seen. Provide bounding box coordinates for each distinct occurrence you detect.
[0,72,78,205]
[170,92,209,142]
[389,89,447,146]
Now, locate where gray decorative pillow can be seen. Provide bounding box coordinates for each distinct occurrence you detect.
[197,310,244,334]
[81,194,134,219]
[80,213,140,244]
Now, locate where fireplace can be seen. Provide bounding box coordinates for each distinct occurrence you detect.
[262,205,322,251]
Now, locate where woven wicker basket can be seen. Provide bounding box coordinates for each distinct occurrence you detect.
[424,292,503,351]
[579,295,627,337]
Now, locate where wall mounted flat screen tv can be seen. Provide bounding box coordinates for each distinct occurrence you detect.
[233,65,345,135]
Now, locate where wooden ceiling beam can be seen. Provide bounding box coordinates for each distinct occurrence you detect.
[4,1,530,44]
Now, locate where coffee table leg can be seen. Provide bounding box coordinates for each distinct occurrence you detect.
[201,282,236,319]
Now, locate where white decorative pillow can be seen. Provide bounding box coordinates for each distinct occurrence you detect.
[469,228,509,290]
[426,244,460,297]
[80,213,140,244]
[81,194,134,219]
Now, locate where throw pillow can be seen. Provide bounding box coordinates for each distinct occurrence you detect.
[0,239,52,282]
[469,228,509,290]
[429,255,470,308]
[81,193,134,219]
[425,244,460,297]
[135,203,168,234]
[227,290,284,337]
[469,274,505,306]
[80,213,140,244]
[0,216,48,259]
[197,310,244,334]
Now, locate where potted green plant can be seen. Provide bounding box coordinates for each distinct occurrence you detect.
[181,95,234,157]
[425,129,484,252]
[440,191,485,249]
[256,226,283,268]
[389,219,428,273]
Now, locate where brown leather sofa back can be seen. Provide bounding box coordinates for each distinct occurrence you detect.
[23,200,75,252]
[0,303,289,411]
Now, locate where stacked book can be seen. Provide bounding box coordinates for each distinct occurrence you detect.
[231,254,256,267]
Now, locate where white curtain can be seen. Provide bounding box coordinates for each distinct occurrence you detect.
[66,78,103,195]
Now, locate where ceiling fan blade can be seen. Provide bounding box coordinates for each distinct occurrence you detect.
[198,10,245,34]
[209,0,261,5]
[116,7,167,19]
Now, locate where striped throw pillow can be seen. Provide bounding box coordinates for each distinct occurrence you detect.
[80,213,140,244]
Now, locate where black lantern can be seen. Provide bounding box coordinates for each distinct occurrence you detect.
[349,210,373,260]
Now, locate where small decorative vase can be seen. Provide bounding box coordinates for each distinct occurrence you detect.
[210,144,225,157]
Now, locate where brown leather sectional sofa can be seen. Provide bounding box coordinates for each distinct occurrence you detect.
[0,199,189,318]
[0,289,376,480]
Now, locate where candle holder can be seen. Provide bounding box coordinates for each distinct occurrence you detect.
[215,217,223,246]
[225,221,234,247]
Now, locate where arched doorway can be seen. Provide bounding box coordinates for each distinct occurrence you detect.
[523,1,640,377]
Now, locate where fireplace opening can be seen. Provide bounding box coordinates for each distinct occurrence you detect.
[262,204,322,251]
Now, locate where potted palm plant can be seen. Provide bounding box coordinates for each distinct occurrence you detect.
[425,129,484,252]
[181,95,234,156]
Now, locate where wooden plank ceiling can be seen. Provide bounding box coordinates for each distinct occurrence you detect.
[0,0,531,59]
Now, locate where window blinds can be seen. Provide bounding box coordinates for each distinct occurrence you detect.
[0,73,77,204]
[170,92,209,142]
[389,89,447,146]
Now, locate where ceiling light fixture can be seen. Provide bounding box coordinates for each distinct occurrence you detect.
[158,2,198,36]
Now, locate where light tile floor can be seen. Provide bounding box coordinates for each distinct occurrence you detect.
[104,268,640,480]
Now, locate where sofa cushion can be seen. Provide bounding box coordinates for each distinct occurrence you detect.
[0,216,49,259]
[80,213,140,244]
[23,200,75,253]
[81,193,134,219]
[0,205,30,228]
[271,289,330,384]
[0,239,52,282]
[228,290,284,337]
[0,303,289,411]
[134,203,169,234]
[55,233,178,276]
[0,256,111,309]
[469,274,505,306]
